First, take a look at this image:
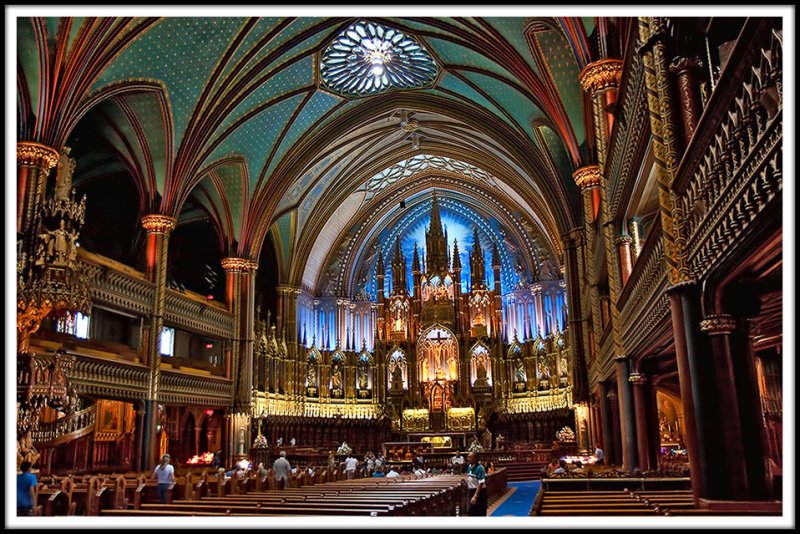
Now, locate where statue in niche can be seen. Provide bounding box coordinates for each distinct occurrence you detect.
[447,352,458,381]
[358,366,369,390]
[54,146,76,201]
[514,358,526,383]
[331,365,342,390]
[474,360,489,388]
[421,357,430,382]
[391,364,404,390]
[539,259,558,281]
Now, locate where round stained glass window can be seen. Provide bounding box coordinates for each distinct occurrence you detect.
[320,21,439,98]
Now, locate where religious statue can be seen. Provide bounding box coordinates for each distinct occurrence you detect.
[447,353,457,381]
[467,436,484,453]
[391,364,404,390]
[474,360,489,387]
[337,441,352,455]
[252,434,268,449]
[54,146,76,201]
[17,432,40,469]
[358,367,369,390]
[514,358,526,383]
[331,365,342,390]
[496,433,505,450]
[421,357,430,382]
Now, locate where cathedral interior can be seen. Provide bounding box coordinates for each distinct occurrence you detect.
[10,10,789,522]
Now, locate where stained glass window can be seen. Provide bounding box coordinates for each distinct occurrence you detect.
[320,21,438,97]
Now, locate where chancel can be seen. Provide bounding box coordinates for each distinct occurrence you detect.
[10,9,788,524]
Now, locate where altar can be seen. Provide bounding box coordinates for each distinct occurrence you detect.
[407,432,467,451]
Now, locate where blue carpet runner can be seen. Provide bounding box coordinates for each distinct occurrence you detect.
[490,481,541,517]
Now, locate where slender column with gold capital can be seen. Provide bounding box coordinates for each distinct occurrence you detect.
[17,142,60,236]
[140,214,176,471]
[699,313,748,498]
[221,258,259,408]
[222,257,258,461]
[616,235,634,286]
[669,56,704,146]
[578,59,623,168]
[614,355,638,472]
[571,168,604,362]
[629,372,655,471]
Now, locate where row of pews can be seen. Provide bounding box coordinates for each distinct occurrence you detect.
[34,466,507,517]
[532,489,696,516]
[102,474,474,517]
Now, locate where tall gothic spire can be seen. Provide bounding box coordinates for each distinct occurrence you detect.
[470,227,486,289]
[412,242,420,272]
[452,238,461,270]
[425,191,449,274]
[391,237,407,293]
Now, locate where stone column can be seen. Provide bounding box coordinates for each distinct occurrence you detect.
[598,381,615,463]
[615,355,638,472]
[607,389,622,466]
[666,281,712,503]
[669,56,704,146]
[629,371,655,471]
[140,214,176,470]
[616,235,634,286]
[699,313,748,498]
[222,258,259,413]
[16,142,60,236]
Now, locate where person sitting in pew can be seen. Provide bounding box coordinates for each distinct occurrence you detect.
[372,466,385,477]
[385,467,401,478]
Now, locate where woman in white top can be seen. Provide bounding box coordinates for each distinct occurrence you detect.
[152,454,176,504]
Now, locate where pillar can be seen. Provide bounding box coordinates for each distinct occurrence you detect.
[614,355,638,472]
[16,142,60,236]
[629,371,656,471]
[667,281,712,502]
[599,381,615,463]
[140,214,176,471]
[699,313,748,498]
[616,235,634,286]
[669,56,704,146]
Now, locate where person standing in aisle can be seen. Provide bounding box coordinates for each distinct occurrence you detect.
[152,454,176,504]
[465,452,487,516]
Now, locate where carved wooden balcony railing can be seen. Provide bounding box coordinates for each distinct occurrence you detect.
[675,20,782,280]
[606,34,649,218]
[67,351,234,407]
[616,224,670,357]
[78,249,235,340]
[30,403,96,447]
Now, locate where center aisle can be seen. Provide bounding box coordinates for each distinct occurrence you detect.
[489,481,541,517]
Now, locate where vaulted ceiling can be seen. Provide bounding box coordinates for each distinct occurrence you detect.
[16,15,619,296]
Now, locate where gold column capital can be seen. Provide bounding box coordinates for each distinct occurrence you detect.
[628,372,647,384]
[578,59,624,94]
[141,214,176,234]
[221,257,259,273]
[700,314,737,335]
[572,165,602,189]
[17,141,60,169]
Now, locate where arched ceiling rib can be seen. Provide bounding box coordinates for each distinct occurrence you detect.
[17,15,598,267]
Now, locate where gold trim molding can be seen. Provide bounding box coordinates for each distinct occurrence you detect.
[17,142,60,169]
[579,59,624,94]
[140,214,176,234]
[572,165,602,189]
[221,257,259,272]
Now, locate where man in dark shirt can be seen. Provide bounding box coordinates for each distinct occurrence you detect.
[17,461,38,516]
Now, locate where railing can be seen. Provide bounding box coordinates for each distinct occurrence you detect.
[616,225,671,355]
[675,20,782,279]
[78,248,235,341]
[31,403,97,446]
